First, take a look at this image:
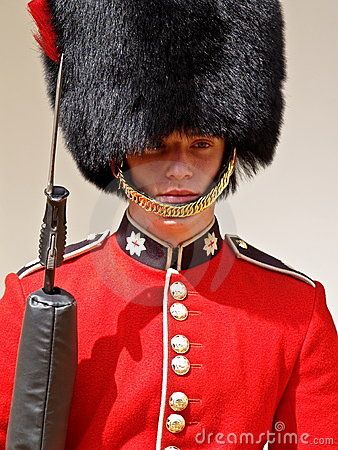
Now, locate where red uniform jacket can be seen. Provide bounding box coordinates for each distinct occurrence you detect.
[1,210,337,449]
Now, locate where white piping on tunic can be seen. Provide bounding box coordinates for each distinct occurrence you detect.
[155,268,179,450]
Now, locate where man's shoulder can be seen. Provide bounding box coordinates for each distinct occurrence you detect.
[224,234,316,288]
[16,229,111,280]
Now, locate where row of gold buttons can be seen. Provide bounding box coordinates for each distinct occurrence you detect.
[166,281,190,445]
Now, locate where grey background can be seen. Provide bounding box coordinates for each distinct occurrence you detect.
[1,1,337,327]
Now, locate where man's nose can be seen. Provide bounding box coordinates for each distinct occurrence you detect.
[165,149,193,180]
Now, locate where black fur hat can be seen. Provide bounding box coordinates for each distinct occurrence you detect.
[28,0,286,197]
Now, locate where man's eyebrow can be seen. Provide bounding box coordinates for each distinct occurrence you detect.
[181,135,217,140]
[154,134,218,145]
[142,134,221,153]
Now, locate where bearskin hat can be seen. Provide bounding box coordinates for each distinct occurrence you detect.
[27,0,286,197]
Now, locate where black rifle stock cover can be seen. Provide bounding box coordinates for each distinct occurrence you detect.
[6,288,77,450]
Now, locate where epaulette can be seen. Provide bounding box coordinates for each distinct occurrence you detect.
[17,229,111,279]
[225,234,315,288]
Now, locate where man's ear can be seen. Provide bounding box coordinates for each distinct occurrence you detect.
[111,160,120,178]
[111,158,129,178]
[121,158,129,171]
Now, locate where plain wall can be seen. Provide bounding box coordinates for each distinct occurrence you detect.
[1,1,337,327]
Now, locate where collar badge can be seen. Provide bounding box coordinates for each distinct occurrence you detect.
[203,232,218,256]
[126,231,146,256]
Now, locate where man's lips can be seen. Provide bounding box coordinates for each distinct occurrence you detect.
[155,190,200,204]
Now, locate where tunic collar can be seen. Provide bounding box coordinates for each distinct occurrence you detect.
[115,208,223,271]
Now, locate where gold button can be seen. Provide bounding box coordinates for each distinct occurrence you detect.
[170,334,190,354]
[170,303,188,321]
[164,447,180,450]
[166,413,186,433]
[171,355,191,375]
[169,392,189,411]
[170,281,188,301]
[236,239,248,249]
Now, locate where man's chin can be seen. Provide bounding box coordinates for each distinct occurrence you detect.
[155,213,187,223]
[161,216,187,223]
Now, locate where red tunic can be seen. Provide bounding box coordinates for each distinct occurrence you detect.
[0,211,337,449]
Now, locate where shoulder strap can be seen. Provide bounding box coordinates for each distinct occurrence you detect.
[225,234,315,287]
[17,229,111,279]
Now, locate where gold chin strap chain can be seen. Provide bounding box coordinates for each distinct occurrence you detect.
[116,149,237,218]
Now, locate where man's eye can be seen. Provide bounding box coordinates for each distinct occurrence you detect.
[144,145,164,154]
[192,141,211,149]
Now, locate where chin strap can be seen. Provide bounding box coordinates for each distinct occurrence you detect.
[115,148,237,218]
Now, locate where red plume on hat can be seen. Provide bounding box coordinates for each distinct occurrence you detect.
[27,0,60,63]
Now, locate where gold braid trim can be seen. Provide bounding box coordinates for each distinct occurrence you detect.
[116,149,237,218]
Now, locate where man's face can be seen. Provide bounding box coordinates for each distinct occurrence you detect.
[122,131,225,204]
